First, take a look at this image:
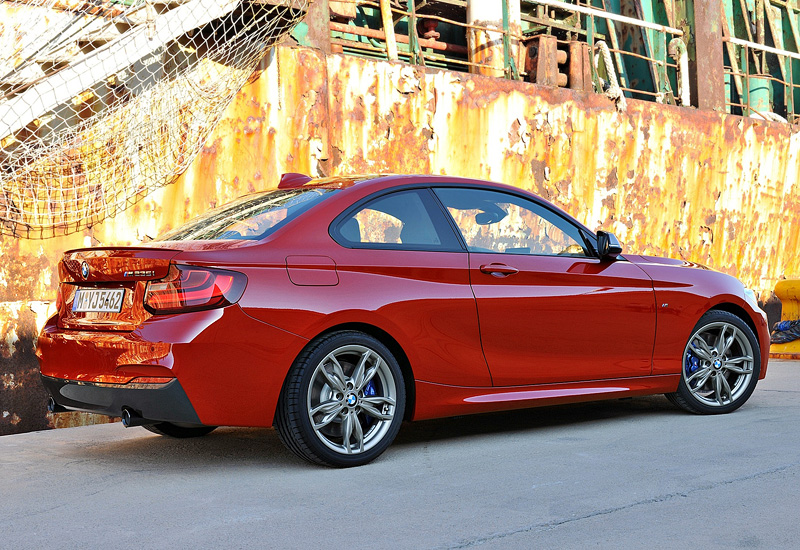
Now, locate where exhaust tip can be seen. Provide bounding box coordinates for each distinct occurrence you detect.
[47,397,67,414]
[121,407,149,428]
[121,408,134,427]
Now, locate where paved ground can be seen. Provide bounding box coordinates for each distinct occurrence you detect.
[2,361,799,549]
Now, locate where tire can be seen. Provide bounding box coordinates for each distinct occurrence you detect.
[666,310,760,414]
[143,422,217,438]
[275,331,406,467]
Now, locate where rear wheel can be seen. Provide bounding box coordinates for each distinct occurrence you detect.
[143,422,217,438]
[276,331,405,467]
[666,310,760,414]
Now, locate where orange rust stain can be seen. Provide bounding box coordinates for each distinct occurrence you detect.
[3,45,797,303]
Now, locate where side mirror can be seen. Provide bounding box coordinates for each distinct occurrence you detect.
[475,211,501,225]
[596,231,622,260]
[475,206,507,225]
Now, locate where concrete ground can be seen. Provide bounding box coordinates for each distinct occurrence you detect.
[2,361,799,550]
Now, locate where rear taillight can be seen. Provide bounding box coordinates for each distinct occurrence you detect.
[144,265,247,314]
[55,284,64,313]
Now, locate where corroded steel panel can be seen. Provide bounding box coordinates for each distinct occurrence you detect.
[693,0,724,110]
[0,299,116,434]
[3,43,800,434]
[324,52,800,297]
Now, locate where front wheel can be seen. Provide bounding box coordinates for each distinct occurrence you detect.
[275,331,406,467]
[666,310,760,414]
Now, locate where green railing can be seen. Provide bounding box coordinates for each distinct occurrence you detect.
[329,0,687,106]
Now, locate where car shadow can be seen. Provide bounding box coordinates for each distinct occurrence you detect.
[62,395,679,470]
[66,424,305,470]
[393,394,679,447]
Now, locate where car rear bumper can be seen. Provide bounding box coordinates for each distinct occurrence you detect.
[36,305,309,427]
[41,375,202,424]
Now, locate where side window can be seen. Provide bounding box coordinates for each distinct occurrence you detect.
[433,187,589,257]
[334,189,461,251]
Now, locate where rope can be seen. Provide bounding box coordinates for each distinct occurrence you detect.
[668,38,690,106]
[750,110,789,123]
[593,40,626,112]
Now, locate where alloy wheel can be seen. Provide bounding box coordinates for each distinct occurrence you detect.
[306,344,398,455]
[682,321,755,407]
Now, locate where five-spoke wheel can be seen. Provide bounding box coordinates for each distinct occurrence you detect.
[276,331,405,467]
[667,310,760,414]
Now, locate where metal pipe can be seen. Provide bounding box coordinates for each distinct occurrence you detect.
[407,0,421,65]
[359,2,526,39]
[522,0,683,36]
[467,0,521,78]
[379,0,399,61]
[330,37,491,70]
[329,22,469,55]
[502,0,521,79]
[725,36,800,62]
[467,0,503,77]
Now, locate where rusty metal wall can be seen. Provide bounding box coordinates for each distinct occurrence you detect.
[2,44,798,434]
[324,50,799,294]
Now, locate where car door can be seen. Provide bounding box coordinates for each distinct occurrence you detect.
[433,187,657,387]
[330,187,493,387]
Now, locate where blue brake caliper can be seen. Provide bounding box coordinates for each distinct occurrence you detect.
[362,380,377,426]
[685,350,700,387]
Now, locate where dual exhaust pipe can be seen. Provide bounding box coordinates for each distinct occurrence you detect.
[47,398,152,428]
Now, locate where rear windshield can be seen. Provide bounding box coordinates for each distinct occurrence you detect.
[157,187,338,241]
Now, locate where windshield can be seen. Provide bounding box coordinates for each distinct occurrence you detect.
[157,187,338,241]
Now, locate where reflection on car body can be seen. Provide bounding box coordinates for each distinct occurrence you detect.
[38,174,769,467]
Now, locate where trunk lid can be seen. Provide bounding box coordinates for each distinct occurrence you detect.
[58,247,181,331]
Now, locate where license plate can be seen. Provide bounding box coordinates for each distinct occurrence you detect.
[72,288,125,313]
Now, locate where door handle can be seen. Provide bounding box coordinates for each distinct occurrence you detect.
[479,263,519,277]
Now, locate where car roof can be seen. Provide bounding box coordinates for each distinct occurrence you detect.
[291,174,594,236]
[297,173,529,194]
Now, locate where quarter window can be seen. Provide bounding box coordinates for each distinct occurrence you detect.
[334,189,461,251]
[433,187,589,256]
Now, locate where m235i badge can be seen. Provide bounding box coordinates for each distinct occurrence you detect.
[123,270,156,278]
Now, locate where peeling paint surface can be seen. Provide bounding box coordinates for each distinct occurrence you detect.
[0,299,116,434]
[2,44,799,434]
[322,53,800,295]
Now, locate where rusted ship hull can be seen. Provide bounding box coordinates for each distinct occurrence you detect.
[2,43,797,434]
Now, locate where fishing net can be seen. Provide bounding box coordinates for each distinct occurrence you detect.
[0,0,309,238]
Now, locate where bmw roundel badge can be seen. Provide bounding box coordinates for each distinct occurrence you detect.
[81,261,90,279]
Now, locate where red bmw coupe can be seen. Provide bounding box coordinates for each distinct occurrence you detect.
[37,174,769,466]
